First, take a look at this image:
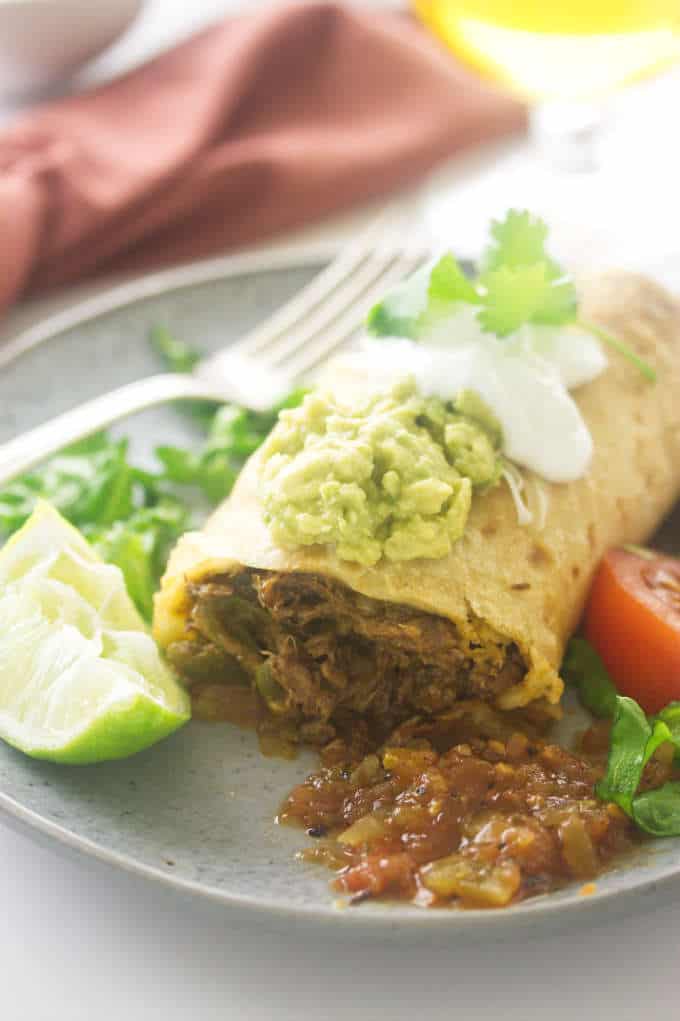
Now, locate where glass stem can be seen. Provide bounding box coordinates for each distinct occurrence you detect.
[530,100,606,172]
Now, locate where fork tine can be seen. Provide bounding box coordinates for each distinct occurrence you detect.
[281,250,430,379]
[227,209,402,361]
[258,247,424,369]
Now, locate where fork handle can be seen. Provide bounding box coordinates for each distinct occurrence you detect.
[0,373,224,488]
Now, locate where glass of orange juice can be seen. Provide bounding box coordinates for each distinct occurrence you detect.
[414,0,680,167]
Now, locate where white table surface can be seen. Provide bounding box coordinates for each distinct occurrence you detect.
[2,4,680,1018]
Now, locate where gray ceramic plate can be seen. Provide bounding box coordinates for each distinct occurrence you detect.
[1,250,679,936]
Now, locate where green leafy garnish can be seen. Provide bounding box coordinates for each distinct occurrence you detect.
[597,696,680,834]
[481,209,553,272]
[87,501,190,622]
[0,434,139,533]
[477,263,572,337]
[563,637,680,836]
[655,702,680,745]
[0,330,301,620]
[366,258,438,339]
[149,325,217,425]
[367,209,655,380]
[561,638,618,719]
[631,782,680,837]
[0,432,189,621]
[578,320,657,383]
[157,388,307,503]
[477,210,577,335]
[149,325,201,373]
[596,696,658,817]
[365,254,480,339]
[368,210,576,339]
[426,253,480,315]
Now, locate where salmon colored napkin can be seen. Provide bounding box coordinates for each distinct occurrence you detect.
[0,2,525,318]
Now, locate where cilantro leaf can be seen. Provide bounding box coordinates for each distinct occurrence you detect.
[0,318,302,621]
[150,326,307,504]
[530,273,578,325]
[478,210,578,333]
[150,325,201,373]
[427,253,479,307]
[157,390,307,504]
[368,254,478,339]
[156,445,237,504]
[482,209,551,273]
[477,264,554,337]
[367,258,438,339]
[0,432,180,620]
[369,211,577,342]
[149,325,217,427]
[88,500,189,621]
[0,434,139,535]
[366,208,650,383]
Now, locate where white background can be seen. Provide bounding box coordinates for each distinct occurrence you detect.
[1,3,679,1018]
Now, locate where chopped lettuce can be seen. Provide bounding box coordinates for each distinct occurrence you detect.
[596,696,658,818]
[563,637,680,836]
[597,697,680,834]
[631,782,680,837]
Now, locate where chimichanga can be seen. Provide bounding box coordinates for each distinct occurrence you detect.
[153,274,680,743]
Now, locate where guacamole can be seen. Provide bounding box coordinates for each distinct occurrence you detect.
[259,379,502,566]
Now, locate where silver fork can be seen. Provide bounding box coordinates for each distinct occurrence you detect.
[0,236,430,488]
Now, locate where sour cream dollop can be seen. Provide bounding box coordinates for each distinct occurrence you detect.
[318,307,607,484]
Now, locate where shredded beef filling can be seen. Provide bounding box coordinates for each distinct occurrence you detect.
[166,570,526,743]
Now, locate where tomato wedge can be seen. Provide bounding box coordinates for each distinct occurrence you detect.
[584,548,680,714]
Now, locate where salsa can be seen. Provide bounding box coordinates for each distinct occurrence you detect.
[279,703,672,909]
[186,614,679,908]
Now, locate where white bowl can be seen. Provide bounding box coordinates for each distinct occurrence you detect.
[0,0,144,97]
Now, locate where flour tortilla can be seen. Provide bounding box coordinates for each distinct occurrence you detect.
[154,274,680,710]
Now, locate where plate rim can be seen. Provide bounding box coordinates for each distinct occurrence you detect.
[0,241,340,371]
[1,249,679,932]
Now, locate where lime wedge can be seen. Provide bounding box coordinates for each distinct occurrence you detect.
[0,501,191,764]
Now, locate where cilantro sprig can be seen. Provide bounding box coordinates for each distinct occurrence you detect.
[0,434,190,621]
[478,210,578,335]
[367,209,656,381]
[0,331,303,621]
